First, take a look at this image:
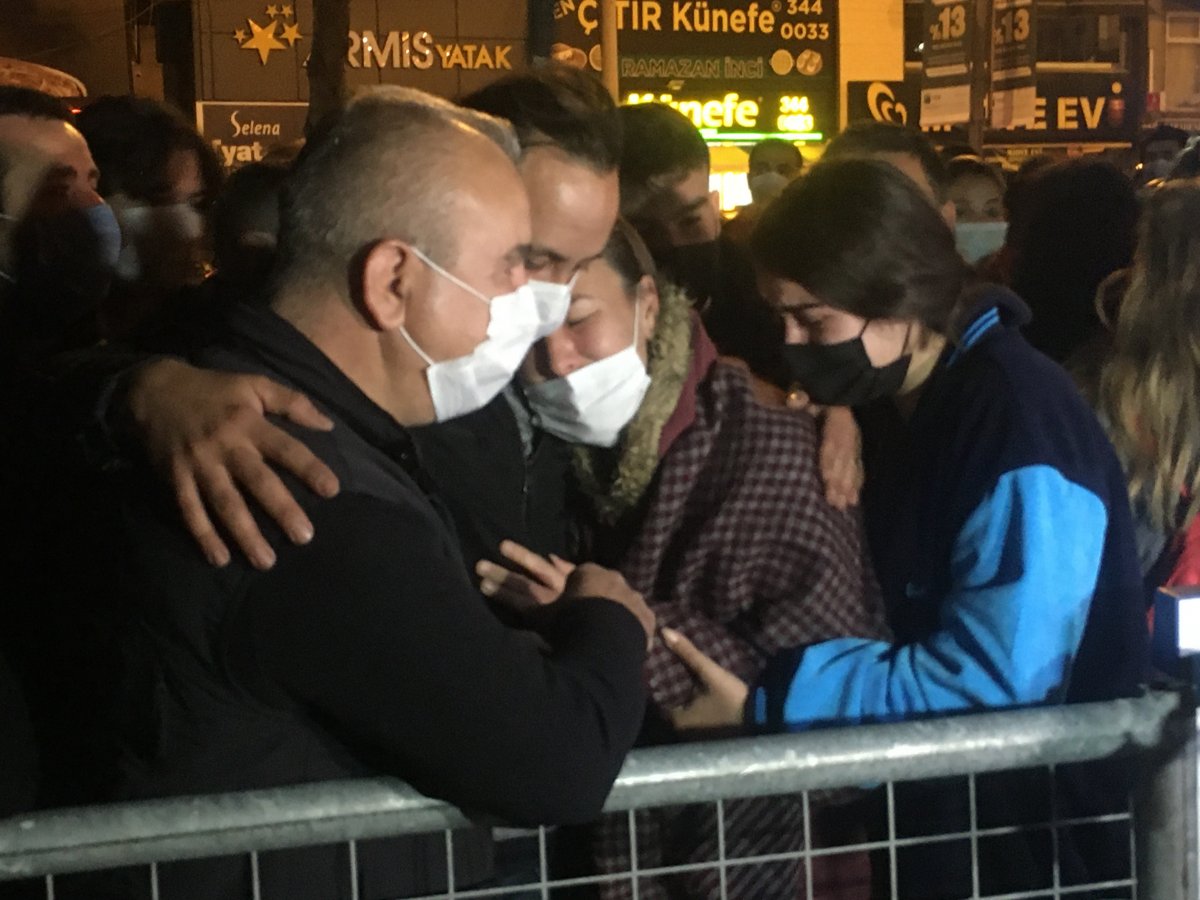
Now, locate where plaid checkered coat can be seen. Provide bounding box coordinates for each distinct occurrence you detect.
[579,296,887,900]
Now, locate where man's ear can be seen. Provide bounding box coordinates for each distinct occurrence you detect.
[359,239,414,332]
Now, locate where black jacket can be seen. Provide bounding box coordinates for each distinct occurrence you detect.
[85,303,647,900]
[410,390,578,570]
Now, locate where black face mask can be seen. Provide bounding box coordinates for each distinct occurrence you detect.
[656,240,722,308]
[782,327,911,407]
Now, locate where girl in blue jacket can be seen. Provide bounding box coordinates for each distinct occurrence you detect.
[664,156,1149,897]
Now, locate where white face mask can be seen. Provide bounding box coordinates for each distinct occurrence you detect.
[748,170,791,205]
[954,220,1008,265]
[528,272,578,339]
[524,299,652,448]
[114,202,206,283]
[400,246,540,422]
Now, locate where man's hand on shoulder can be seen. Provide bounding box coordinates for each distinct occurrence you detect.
[123,359,341,570]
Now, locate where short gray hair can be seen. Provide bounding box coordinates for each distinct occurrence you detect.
[276,86,518,293]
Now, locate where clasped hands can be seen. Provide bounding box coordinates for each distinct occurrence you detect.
[477,542,749,731]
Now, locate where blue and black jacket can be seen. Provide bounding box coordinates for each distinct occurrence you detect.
[754,286,1148,729]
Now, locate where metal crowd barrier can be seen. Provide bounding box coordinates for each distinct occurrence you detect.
[0,690,1194,899]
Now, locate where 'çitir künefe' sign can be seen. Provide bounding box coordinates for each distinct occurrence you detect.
[551,0,839,142]
[194,0,530,165]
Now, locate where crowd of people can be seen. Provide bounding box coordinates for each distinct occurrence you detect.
[0,63,1194,899]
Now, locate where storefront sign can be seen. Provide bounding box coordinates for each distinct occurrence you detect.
[849,72,1135,144]
[553,0,838,142]
[194,1,529,102]
[624,89,821,139]
[920,0,974,126]
[196,101,308,168]
[990,0,1036,128]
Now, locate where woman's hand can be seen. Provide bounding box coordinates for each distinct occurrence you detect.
[475,540,576,612]
[663,628,750,731]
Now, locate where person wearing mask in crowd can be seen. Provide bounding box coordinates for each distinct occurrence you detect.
[406,64,625,569]
[75,95,221,339]
[1006,158,1138,380]
[0,86,120,369]
[724,137,803,245]
[60,67,860,590]
[945,155,1008,266]
[617,102,787,384]
[661,158,1147,898]
[478,220,886,899]
[68,88,653,900]
[1135,123,1188,188]
[619,102,863,506]
[1100,180,1200,591]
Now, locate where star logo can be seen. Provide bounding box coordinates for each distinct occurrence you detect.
[281,21,302,47]
[233,27,247,43]
[241,17,286,64]
[282,4,294,16]
[266,4,279,16]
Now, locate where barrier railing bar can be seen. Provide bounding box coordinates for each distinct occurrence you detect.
[1134,689,1198,900]
[0,692,1182,881]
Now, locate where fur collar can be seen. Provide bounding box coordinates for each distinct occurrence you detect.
[574,283,694,524]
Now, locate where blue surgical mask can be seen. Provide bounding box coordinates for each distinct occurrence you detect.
[955,221,1007,265]
[85,202,123,271]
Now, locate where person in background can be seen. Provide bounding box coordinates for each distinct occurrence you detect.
[1100,180,1200,590]
[479,220,885,899]
[1136,123,1188,187]
[76,95,221,339]
[619,103,863,508]
[1166,136,1200,181]
[617,102,787,384]
[724,138,803,245]
[665,158,1147,898]
[208,158,292,296]
[823,121,956,224]
[945,155,1008,265]
[1006,158,1138,379]
[0,86,119,368]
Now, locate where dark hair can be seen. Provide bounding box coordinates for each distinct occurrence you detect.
[1007,158,1138,363]
[1003,154,1056,220]
[0,86,72,123]
[748,138,802,172]
[751,158,968,335]
[602,218,659,297]
[212,159,290,273]
[75,96,221,205]
[946,155,1006,196]
[1168,143,1200,181]
[1141,123,1189,158]
[460,65,621,172]
[826,121,949,201]
[617,102,709,209]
